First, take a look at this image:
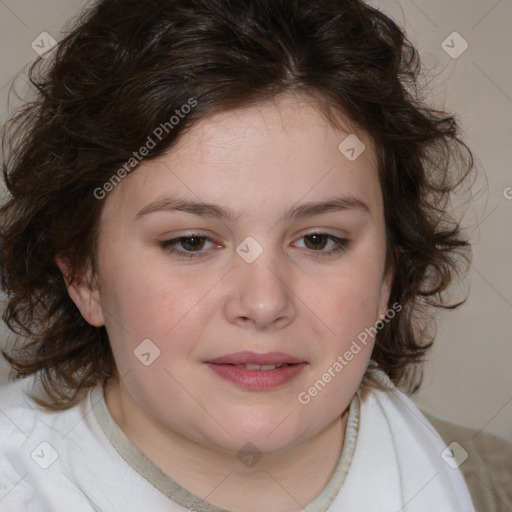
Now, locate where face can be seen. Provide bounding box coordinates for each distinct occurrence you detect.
[67,94,391,456]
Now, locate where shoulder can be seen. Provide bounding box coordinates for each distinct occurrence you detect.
[0,375,182,510]
[0,373,102,461]
[422,410,512,512]
[0,374,96,508]
[0,375,51,506]
[0,374,44,438]
[0,374,75,464]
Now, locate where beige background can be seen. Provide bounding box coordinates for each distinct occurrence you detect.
[0,0,511,443]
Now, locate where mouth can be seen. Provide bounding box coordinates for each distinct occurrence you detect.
[230,363,294,370]
[204,351,306,366]
[204,351,308,390]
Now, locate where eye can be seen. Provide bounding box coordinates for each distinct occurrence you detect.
[293,233,349,259]
[159,232,350,260]
[159,235,217,259]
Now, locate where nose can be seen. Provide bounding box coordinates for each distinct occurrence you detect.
[223,247,297,331]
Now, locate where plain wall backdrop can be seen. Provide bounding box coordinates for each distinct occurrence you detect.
[0,0,511,443]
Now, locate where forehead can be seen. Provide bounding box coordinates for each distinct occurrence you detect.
[101,93,382,223]
[171,94,376,167]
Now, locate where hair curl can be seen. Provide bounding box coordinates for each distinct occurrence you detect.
[0,0,473,408]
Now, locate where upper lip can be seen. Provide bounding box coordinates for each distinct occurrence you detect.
[205,351,306,365]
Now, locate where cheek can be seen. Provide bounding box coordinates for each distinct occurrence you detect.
[97,253,218,359]
[296,268,383,419]
[307,259,385,342]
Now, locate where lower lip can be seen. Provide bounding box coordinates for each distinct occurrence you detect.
[205,363,307,390]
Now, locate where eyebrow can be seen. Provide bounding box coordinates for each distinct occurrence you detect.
[135,195,370,222]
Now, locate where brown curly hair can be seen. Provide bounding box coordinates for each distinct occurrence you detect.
[0,0,473,409]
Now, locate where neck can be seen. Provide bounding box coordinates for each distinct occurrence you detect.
[104,378,349,512]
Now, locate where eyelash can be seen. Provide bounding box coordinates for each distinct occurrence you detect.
[159,233,350,260]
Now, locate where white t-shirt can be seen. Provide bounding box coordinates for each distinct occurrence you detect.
[0,371,475,511]
[0,374,358,512]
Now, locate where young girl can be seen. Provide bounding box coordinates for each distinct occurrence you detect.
[0,1,510,511]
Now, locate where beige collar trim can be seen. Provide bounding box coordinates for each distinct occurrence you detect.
[90,384,360,512]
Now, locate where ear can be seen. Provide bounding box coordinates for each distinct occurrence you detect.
[377,269,393,320]
[55,255,105,327]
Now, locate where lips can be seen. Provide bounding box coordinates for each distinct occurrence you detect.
[204,351,308,390]
[205,351,306,366]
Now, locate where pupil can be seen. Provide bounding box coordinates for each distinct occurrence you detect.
[306,234,326,250]
[183,237,203,250]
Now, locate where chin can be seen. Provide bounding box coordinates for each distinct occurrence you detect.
[198,415,311,457]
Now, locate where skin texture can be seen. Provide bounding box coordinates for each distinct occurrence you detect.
[60,93,391,511]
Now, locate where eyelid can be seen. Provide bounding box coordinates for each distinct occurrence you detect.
[159,233,219,256]
[292,233,346,249]
[159,231,350,260]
